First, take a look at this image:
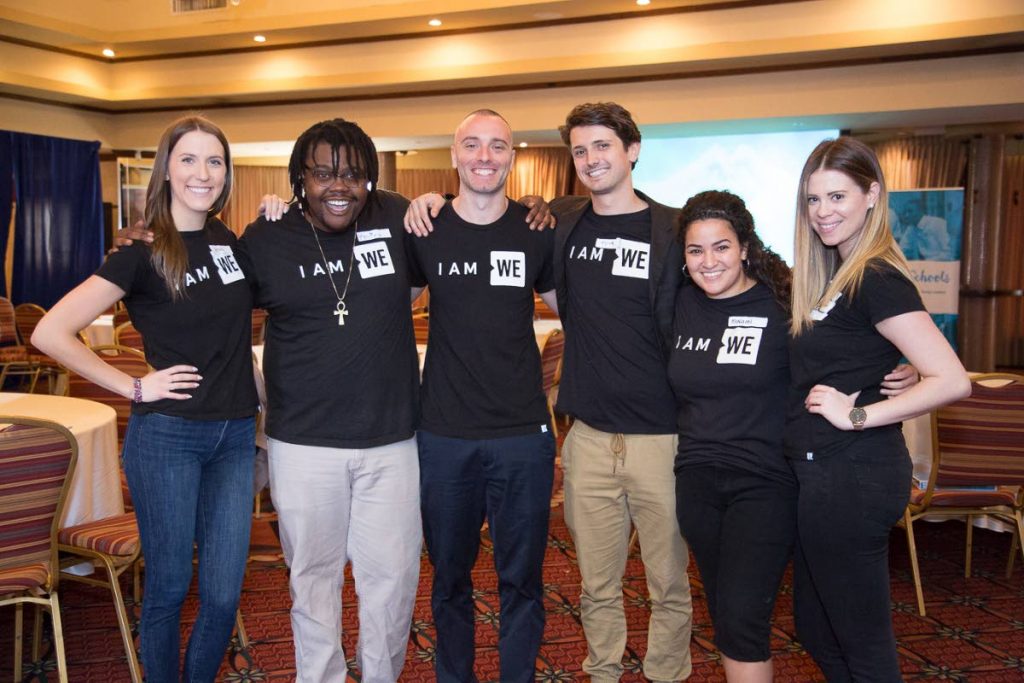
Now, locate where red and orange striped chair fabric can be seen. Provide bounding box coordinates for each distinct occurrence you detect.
[0,417,76,681]
[13,303,50,359]
[902,373,1024,617]
[64,345,151,449]
[58,513,140,557]
[534,294,559,320]
[0,297,32,372]
[252,308,268,345]
[539,329,565,437]
[112,308,131,331]
[413,314,430,345]
[113,321,145,355]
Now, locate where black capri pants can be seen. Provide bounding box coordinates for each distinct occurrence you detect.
[675,463,797,662]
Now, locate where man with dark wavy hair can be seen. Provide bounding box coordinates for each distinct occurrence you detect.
[551,102,693,683]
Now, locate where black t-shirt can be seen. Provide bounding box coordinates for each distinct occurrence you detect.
[238,191,419,449]
[408,201,555,438]
[668,282,793,484]
[557,208,677,434]
[785,261,926,460]
[96,217,257,420]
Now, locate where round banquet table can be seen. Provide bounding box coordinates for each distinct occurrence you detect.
[0,392,125,527]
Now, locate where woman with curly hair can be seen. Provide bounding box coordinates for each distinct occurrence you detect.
[669,190,795,683]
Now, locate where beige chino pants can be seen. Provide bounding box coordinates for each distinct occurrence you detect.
[562,420,693,682]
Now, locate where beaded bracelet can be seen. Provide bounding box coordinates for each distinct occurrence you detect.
[132,377,143,403]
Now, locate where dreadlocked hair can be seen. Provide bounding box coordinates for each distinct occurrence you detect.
[288,118,380,212]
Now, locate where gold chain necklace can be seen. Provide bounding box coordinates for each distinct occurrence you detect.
[307,217,357,326]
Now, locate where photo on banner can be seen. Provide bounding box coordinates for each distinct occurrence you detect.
[888,188,964,350]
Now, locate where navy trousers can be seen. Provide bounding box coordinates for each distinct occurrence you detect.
[418,429,556,683]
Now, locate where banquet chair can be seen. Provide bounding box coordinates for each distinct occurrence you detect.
[0,416,77,683]
[65,344,151,512]
[901,373,1024,617]
[112,307,131,331]
[65,345,151,449]
[13,302,64,394]
[534,293,559,320]
[413,313,430,345]
[539,329,565,437]
[59,513,144,682]
[0,296,40,392]
[114,321,146,355]
[251,308,268,345]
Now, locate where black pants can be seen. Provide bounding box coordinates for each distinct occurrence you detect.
[790,436,911,683]
[675,463,797,662]
[418,428,556,683]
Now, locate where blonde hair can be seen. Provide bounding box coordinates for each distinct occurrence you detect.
[145,115,232,299]
[790,137,914,335]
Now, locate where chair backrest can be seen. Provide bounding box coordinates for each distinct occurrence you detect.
[252,308,268,345]
[112,308,131,330]
[113,321,146,354]
[413,314,430,345]
[65,345,151,448]
[14,302,47,351]
[0,296,21,347]
[539,329,565,393]
[534,294,559,320]
[932,373,1024,488]
[0,417,77,589]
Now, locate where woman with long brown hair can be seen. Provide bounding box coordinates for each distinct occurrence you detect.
[785,137,969,681]
[35,115,258,682]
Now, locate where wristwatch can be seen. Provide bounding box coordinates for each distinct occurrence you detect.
[849,406,867,431]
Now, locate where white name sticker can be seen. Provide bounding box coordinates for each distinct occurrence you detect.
[728,315,768,328]
[354,242,395,278]
[716,327,763,365]
[811,293,843,321]
[594,238,620,250]
[209,245,245,285]
[490,251,526,287]
[611,238,650,280]
[357,228,392,242]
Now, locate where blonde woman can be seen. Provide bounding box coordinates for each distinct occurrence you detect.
[34,116,257,683]
[785,137,970,682]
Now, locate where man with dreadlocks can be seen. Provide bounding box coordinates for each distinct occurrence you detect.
[239,118,421,683]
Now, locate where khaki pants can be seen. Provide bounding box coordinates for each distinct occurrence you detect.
[562,420,693,682]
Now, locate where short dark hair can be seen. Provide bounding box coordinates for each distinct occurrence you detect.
[559,102,642,169]
[288,118,379,210]
[678,190,792,313]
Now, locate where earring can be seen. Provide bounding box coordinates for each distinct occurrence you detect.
[301,187,306,198]
[366,180,373,191]
[868,204,875,209]
[681,264,688,277]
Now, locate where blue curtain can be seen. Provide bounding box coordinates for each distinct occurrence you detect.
[0,132,12,298]
[8,131,104,308]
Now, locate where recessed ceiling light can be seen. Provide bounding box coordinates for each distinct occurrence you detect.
[428,18,442,27]
[519,142,528,148]
[102,48,115,58]
[253,34,267,43]
[637,0,651,5]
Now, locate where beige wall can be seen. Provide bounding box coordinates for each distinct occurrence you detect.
[3,51,1021,153]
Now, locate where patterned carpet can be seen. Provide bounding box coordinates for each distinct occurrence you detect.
[3,497,1024,681]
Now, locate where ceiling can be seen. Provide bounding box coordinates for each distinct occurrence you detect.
[0,0,722,60]
[1,1,1021,154]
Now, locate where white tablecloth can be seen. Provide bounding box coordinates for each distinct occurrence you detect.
[0,393,124,528]
[83,314,114,348]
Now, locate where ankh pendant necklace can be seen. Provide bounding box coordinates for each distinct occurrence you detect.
[308,217,357,326]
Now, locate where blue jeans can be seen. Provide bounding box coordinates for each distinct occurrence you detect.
[418,429,555,683]
[123,412,255,683]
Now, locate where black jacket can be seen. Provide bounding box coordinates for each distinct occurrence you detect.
[551,190,682,357]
